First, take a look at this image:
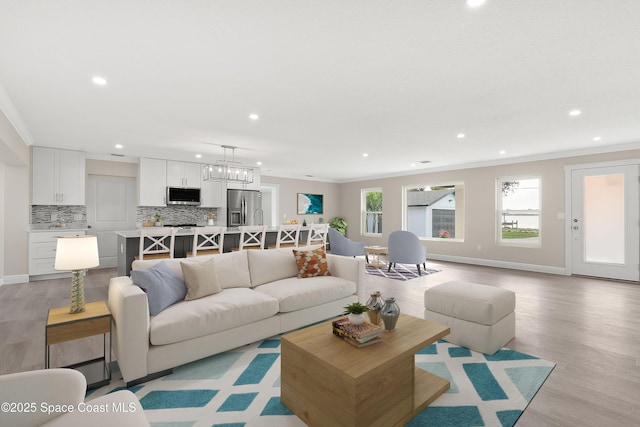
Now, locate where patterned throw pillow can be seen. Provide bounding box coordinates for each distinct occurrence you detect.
[293,247,332,278]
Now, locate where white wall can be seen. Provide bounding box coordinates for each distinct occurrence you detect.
[0,107,30,284]
[261,176,341,225]
[340,148,640,273]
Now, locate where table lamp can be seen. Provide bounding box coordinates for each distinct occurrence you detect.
[54,235,100,314]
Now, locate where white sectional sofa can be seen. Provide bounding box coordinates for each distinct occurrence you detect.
[108,247,365,386]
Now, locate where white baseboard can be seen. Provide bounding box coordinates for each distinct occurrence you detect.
[427,254,567,276]
[1,274,30,285]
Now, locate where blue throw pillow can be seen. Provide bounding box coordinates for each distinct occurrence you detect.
[131,261,187,316]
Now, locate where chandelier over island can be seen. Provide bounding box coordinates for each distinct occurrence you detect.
[202,145,255,184]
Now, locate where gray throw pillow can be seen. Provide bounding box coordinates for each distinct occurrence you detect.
[131,261,187,315]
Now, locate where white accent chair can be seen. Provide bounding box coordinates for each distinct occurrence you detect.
[234,225,267,250]
[269,224,301,249]
[0,368,149,427]
[387,230,427,275]
[187,226,225,256]
[306,223,329,247]
[136,227,177,260]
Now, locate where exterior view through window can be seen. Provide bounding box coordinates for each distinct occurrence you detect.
[498,177,541,246]
[362,188,382,235]
[406,184,464,240]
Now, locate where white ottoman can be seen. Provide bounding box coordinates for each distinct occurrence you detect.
[424,281,515,355]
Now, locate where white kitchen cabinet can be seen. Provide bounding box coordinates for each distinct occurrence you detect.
[29,230,86,277]
[200,178,224,208]
[139,158,167,206]
[226,167,261,190]
[32,147,86,205]
[167,161,201,188]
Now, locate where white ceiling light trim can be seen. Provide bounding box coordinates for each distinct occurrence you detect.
[467,0,487,8]
[249,113,259,120]
[569,109,582,116]
[92,76,107,86]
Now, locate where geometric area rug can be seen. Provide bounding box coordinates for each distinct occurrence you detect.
[366,262,441,281]
[88,338,555,427]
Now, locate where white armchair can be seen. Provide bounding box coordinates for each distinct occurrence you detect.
[0,368,148,427]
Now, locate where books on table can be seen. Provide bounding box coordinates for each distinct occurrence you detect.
[332,317,382,348]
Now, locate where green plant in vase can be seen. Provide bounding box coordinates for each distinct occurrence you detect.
[329,216,348,236]
[344,301,369,325]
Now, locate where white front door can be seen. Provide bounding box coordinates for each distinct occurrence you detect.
[570,164,639,281]
[86,175,137,268]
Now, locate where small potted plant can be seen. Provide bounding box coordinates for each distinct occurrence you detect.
[344,302,369,325]
[154,213,163,227]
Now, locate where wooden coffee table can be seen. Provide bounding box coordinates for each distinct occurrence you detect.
[281,314,450,427]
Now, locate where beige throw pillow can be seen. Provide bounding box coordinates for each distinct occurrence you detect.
[181,258,222,300]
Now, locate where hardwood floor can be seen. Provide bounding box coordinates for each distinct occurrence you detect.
[1,262,639,426]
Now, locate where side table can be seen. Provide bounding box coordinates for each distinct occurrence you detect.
[46,300,112,389]
[365,245,388,268]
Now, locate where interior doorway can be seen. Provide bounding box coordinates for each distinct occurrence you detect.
[86,175,137,268]
[260,183,279,227]
[566,162,639,281]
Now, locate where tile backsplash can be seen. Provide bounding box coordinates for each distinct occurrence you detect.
[137,206,219,225]
[31,205,219,228]
[31,205,86,225]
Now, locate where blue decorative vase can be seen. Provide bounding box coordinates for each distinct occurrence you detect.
[380,297,400,331]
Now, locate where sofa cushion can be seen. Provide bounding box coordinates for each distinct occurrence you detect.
[181,258,222,300]
[292,246,332,278]
[254,276,356,312]
[247,248,299,287]
[149,288,279,345]
[133,250,251,289]
[130,261,186,316]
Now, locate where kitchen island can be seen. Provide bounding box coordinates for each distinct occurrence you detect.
[115,227,310,276]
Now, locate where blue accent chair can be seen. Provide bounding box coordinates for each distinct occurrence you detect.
[387,230,427,275]
[328,227,365,257]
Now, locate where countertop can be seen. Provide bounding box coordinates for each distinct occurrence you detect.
[115,226,294,238]
[30,223,89,232]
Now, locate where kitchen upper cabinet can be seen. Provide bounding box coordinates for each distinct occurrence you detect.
[139,158,167,206]
[226,168,261,190]
[200,178,223,208]
[167,161,201,188]
[32,147,85,205]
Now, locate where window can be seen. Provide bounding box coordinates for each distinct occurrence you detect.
[497,177,540,246]
[405,183,465,240]
[362,188,382,235]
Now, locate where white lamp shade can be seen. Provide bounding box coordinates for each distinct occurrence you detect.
[54,235,100,271]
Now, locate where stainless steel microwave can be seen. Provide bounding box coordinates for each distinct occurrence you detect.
[166,187,201,206]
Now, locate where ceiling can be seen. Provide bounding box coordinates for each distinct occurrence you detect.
[1,0,640,182]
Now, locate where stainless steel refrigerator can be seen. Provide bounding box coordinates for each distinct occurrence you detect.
[227,189,263,226]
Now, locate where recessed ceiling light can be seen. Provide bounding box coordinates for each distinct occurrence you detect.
[249,113,259,120]
[457,133,465,139]
[256,161,262,166]
[115,144,123,149]
[569,109,582,116]
[195,154,202,159]
[467,0,486,8]
[92,76,107,85]
[593,136,602,141]
[499,150,507,155]
[362,153,369,157]
[410,163,416,167]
